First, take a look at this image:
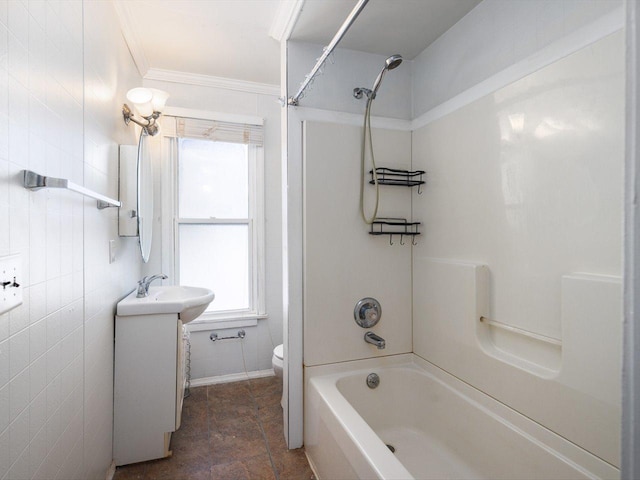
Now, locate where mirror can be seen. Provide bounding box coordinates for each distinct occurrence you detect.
[137,132,153,262]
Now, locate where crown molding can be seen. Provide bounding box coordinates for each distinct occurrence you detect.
[144,68,280,96]
[163,106,264,126]
[269,0,306,42]
[112,0,150,77]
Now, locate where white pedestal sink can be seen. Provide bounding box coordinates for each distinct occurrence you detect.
[116,285,215,322]
[113,285,214,465]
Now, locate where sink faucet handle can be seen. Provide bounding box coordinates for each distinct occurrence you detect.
[136,274,168,298]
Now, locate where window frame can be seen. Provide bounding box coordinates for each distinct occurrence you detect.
[160,109,266,324]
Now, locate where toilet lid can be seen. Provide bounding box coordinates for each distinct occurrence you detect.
[274,344,284,360]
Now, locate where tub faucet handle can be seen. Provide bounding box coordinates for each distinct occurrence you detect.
[354,298,382,328]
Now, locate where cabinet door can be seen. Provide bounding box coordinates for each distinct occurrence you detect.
[114,313,178,465]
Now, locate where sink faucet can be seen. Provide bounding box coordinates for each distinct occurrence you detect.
[364,331,386,350]
[136,274,168,298]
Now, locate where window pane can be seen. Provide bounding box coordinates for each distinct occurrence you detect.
[178,139,248,218]
[179,224,249,312]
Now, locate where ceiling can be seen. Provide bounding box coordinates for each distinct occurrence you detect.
[116,0,481,87]
[290,0,481,60]
[116,0,283,85]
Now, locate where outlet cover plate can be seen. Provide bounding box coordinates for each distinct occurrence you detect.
[0,254,22,315]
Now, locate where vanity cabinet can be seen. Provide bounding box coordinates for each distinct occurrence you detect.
[113,313,187,466]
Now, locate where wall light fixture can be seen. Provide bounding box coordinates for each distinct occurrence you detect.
[122,87,169,136]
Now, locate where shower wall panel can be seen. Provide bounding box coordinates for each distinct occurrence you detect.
[411,31,623,467]
[303,122,412,366]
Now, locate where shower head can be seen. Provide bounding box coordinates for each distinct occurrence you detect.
[385,54,403,70]
[370,54,403,98]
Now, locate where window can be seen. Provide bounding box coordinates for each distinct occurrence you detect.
[163,115,265,320]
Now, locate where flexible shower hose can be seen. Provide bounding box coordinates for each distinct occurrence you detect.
[360,96,380,224]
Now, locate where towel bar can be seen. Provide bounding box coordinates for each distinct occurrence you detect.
[23,170,121,209]
[209,330,246,342]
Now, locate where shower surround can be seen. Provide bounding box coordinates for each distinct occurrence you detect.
[291,0,623,477]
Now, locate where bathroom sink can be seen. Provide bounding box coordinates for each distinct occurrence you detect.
[117,286,215,323]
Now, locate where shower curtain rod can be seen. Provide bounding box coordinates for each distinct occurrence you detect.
[287,0,369,106]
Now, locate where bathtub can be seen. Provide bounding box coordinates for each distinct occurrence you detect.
[304,354,618,480]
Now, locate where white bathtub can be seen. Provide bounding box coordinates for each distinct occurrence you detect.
[304,354,618,480]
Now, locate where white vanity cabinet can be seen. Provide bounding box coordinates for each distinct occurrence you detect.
[113,313,187,466]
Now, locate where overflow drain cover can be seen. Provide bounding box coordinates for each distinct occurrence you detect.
[386,444,396,453]
[366,373,380,389]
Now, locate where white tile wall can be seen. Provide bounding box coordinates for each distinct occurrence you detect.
[82,0,141,477]
[0,1,141,479]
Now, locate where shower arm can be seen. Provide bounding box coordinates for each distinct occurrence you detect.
[287,0,369,106]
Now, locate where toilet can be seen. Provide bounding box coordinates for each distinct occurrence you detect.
[272,344,284,407]
[272,344,284,379]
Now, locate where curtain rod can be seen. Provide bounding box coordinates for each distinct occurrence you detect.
[287,0,369,106]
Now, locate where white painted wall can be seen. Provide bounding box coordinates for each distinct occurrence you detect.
[411,0,622,118]
[288,42,412,120]
[0,1,142,478]
[142,78,283,379]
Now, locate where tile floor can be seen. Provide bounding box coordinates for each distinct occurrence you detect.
[113,376,315,480]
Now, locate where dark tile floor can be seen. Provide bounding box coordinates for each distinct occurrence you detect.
[114,376,315,480]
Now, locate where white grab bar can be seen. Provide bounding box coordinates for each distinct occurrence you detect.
[479,316,562,346]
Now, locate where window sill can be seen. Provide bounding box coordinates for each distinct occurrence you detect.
[186,313,268,332]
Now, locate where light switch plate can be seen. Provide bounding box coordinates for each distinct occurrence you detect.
[0,254,22,315]
[109,240,116,264]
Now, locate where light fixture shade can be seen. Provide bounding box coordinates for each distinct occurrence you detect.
[149,88,170,113]
[126,87,153,117]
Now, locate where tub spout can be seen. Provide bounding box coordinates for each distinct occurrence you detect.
[364,332,385,349]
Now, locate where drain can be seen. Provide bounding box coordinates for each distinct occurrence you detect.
[366,373,380,389]
[386,444,396,453]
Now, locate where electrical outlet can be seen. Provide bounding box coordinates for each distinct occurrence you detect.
[0,254,22,315]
